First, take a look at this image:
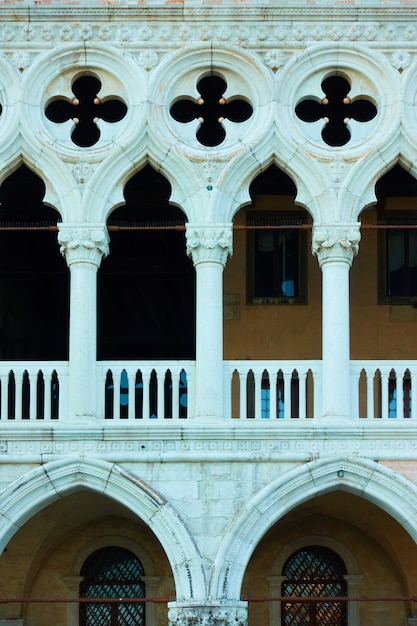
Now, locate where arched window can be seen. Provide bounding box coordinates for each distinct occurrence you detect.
[79,546,146,626]
[281,545,347,626]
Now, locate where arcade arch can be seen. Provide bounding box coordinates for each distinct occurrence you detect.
[211,457,417,604]
[0,164,68,360]
[98,165,195,360]
[0,459,206,608]
[224,164,320,362]
[241,491,414,625]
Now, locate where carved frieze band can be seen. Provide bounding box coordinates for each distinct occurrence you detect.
[186,225,233,267]
[0,16,415,73]
[168,605,247,626]
[57,225,110,267]
[312,224,361,267]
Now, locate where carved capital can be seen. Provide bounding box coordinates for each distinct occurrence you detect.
[186,225,233,267]
[312,224,361,267]
[168,604,247,626]
[58,224,110,268]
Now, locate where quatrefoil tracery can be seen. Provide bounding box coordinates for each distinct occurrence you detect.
[295,75,377,146]
[45,75,127,147]
[170,75,253,147]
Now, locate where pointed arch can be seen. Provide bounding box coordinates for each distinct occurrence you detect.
[0,459,206,601]
[210,457,417,600]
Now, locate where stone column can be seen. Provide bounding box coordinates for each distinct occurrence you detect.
[186,225,232,420]
[312,224,360,419]
[344,574,363,626]
[266,575,286,626]
[141,576,161,626]
[58,225,109,420]
[62,575,84,626]
[168,602,247,626]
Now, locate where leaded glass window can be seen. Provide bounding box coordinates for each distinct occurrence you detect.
[281,545,347,626]
[79,546,145,626]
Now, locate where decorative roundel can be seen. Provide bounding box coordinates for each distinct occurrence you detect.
[21,44,146,158]
[278,44,400,155]
[150,45,273,154]
[295,74,377,147]
[170,73,253,148]
[45,74,127,148]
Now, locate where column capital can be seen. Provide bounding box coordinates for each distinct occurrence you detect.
[186,224,233,267]
[312,223,361,268]
[168,602,247,626]
[57,224,110,267]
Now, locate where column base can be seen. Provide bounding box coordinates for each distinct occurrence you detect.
[168,601,247,626]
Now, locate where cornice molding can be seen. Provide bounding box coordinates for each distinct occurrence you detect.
[1,6,417,21]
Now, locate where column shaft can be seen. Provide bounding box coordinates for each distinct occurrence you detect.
[313,224,360,419]
[186,225,232,420]
[58,225,109,420]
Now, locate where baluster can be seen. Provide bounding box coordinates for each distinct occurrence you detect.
[142,373,151,419]
[254,370,262,419]
[411,372,417,419]
[1,374,8,419]
[240,371,247,419]
[128,371,135,420]
[29,373,37,420]
[113,370,121,420]
[313,369,321,419]
[350,371,359,418]
[298,372,307,419]
[366,370,374,419]
[284,372,291,419]
[43,373,52,420]
[158,371,165,418]
[381,373,389,419]
[58,371,67,421]
[15,372,23,421]
[172,370,180,420]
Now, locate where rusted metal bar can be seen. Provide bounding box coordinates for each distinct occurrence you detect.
[0,597,172,604]
[0,223,416,232]
[245,596,417,603]
[1,595,417,604]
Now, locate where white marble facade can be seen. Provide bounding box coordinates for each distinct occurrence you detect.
[0,1,417,624]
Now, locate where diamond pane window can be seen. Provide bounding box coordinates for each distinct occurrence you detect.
[281,545,347,626]
[80,546,145,626]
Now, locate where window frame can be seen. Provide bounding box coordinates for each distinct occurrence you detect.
[246,211,308,305]
[378,210,417,305]
[280,545,348,626]
[79,546,146,626]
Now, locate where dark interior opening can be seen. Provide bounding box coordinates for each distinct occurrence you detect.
[0,165,68,360]
[376,163,417,198]
[98,165,196,360]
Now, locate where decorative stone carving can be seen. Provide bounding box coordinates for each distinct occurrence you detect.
[9,50,31,71]
[72,162,93,187]
[312,225,361,267]
[391,50,411,71]
[186,226,233,267]
[168,604,247,626]
[264,49,286,71]
[58,226,109,267]
[138,50,159,71]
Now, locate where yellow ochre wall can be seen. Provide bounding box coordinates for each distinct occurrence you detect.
[224,196,417,361]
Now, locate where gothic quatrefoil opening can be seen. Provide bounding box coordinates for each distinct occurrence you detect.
[170,75,253,147]
[45,75,127,147]
[295,75,377,147]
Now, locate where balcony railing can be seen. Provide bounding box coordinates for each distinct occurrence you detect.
[224,360,322,419]
[98,362,194,420]
[0,360,415,421]
[0,362,68,421]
